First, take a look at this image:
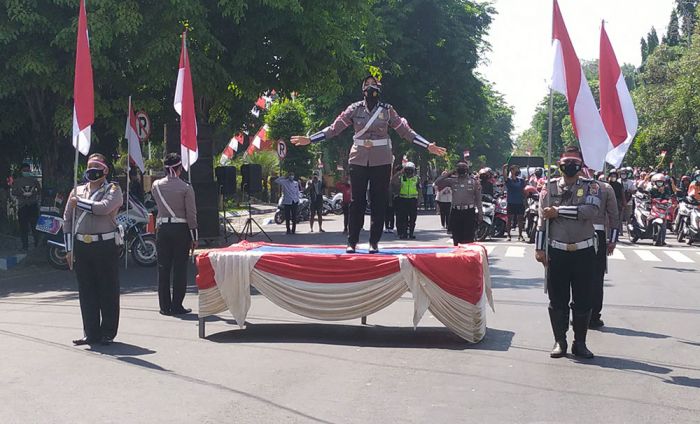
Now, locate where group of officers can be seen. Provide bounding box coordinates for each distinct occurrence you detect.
[62,76,617,359]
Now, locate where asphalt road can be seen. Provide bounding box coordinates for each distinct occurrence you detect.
[1,212,699,423]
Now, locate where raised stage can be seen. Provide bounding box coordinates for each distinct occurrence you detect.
[195,242,494,343]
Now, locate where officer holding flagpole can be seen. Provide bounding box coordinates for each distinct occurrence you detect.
[291,75,446,254]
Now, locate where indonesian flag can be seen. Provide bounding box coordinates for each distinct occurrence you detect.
[660,150,667,158]
[174,31,198,171]
[600,22,638,168]
[402,154,408,166]
[72,0,94,156]
[220,133,244,165]
[551,0,610,171]
[125,97,145,172]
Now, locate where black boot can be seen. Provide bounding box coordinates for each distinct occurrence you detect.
[548,308,568,358]
[572,310,595,359]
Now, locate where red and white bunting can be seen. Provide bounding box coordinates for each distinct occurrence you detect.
[220,133,244,165]
[600,22,638,168]
[551,0,610,171]
[72,0,94,156]
[125,97,145,172]
[173,31,198,171]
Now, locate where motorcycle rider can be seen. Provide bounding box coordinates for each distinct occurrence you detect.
[688,171,700,201]
[393,162,420,240]
[479,167,495,196]
[649,173,673,200]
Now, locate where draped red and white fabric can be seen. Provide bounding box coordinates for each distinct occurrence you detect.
[72,0,94,156]
[196,243,494,343]
[246,125,270,155]
[551,0,610,171]
[220,133,244,165]
[173,32,198,171]
[125,97,145,172]
[600,22,638,168]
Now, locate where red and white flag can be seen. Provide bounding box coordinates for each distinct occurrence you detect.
[402,154,408,166]
[246,125,269,155]
[660,150,667,158]
[220,133,244,165]
[125,97,145,172]
[600,22,638,168]
[72,0,94,156]
[173,31,198,171]
[551,0,610,171]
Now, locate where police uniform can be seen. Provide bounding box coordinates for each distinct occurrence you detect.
[310,100,432,249]
[152,174,198,314]
[11,174,41,249]
[536,177,601,357]
[435,172,483,245]
[63,181,123,343]
[591,181,620,327]
[392,172,420,239]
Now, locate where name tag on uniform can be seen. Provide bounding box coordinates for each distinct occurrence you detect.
[460,184,465,188]
[577,188,584,197]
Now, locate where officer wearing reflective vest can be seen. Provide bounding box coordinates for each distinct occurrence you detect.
[435,161,483,245]
[64,153,123,346]
[291,75,446,254]
[391,161,420,240]
[151,153,198,316]
[535,146,601,359]
[589,173,620,329]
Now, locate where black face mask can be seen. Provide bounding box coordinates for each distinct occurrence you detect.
[404,169,415,177]
[457,167,468,176]
[85,168,105,182]
[363,85,381,104]
[559,162,581,178]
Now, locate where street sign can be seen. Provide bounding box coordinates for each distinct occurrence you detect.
[277,140,287,159]
[135,110,151,142]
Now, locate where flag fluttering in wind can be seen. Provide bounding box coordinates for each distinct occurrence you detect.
[600,22,638,168]
[174,31,198,171]
[246,125,270,155]
[125,97,145,172]
[220,133,244,165]
[72,0,94,156]
[551,0,610,171]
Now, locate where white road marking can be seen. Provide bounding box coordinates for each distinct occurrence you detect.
[664,251,694,263]
[609,249,625,260]
[505,246,525,258]
[634,250,662,262]
[485,246,495,255]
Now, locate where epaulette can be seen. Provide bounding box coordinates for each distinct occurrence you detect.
[580,177,594,183]
[378,102,392,110]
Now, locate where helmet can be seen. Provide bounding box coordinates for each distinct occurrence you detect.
[404,161,415,169]
[651,173,665,183]
[681,175,690,183]
[478,167,492,176]
[534,167,544,177]
[693,170,700,178]
[523,185,538,197]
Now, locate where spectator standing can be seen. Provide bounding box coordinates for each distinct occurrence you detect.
[435,183,452,230]
[275,172,301,234]
[306,171,325,232]
[504,164,527,241]
[12,163,41,250]
[335,175,352,235]
[424,179,435,210]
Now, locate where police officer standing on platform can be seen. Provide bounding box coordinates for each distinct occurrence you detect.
[151,153,198,316]
[291,75,446,254]
[435,161,483,245]
[64,153,123,346]
[590,172,620,329]
[535,146,601,359]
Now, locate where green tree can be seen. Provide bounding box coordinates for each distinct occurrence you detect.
[664,10,681,46]
[265,100,313,177]
[647,27,660,55]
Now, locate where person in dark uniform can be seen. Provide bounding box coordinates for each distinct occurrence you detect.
[12,163,41,250]
[435,161,483,245]
[151,153,198,316]
[535,146,601,359]
[392,162,421,240]
[291,75,446,253]
[64,153,123,345]
[590,175,620,329]
[306,171,325,232]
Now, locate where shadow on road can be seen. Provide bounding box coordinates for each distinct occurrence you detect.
[653,267,697,273]
[581,355,673,374]
[664,376,700,389]
[596,326,670,339]
[205,322,514,351]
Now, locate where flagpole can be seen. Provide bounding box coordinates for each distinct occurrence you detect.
[544,87,554,292]
[71,147,79,270]
[125,96,131,270]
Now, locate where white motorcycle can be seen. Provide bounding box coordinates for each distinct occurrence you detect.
[476,194,494,241]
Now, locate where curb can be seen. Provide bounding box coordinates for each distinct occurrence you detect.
[0,253,27,271]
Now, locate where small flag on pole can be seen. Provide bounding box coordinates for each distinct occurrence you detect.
[72,0,94,156]
[125,97,145,172]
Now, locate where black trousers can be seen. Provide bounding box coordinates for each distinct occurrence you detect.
[547,246,595,313]
[385,204,394,230]
[18,203,39,249]
[74,239,120,340]
[342,203,350,231]
[592,230,607,320]
[396,197,418,237]
[348,164,391,245]
[450,208,476,245]
[156,223,191,312]
[284,202,298,233]
[437,201,451,228]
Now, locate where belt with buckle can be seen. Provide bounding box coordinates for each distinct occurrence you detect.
[157,217,187,226]
[593,224,605,231]
[76,232,116,244]
[353,138,390,148]
[549,237,595,252]
[452,204,475,210]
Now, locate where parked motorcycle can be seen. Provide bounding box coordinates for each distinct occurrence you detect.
[274,195,310,225]
[116,196,157,267]
[36,207,68,270]
[628,193,669,246]
[491,195,508,238]
[331,192,344,215]
[675,196,694,242]
[678,196,700,244]
[476,194,494,241]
